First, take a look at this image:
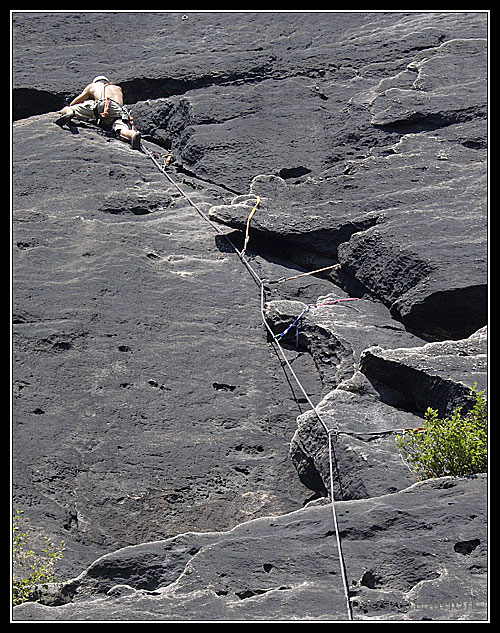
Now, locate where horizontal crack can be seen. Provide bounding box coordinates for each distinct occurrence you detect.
[13,87,72,121]
[13,67,276,122]
[373,107,487,135]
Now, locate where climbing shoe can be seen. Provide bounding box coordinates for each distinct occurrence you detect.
[130,130,142,150]
[54,113,74,127]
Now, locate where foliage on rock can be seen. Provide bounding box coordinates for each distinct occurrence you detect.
[12,510,65,606]
[396,385,487,480]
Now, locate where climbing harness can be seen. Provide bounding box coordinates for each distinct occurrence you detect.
[139,140,420,620]
[94,82,110,123]
[92,81,135,132]
[100,97,111,119]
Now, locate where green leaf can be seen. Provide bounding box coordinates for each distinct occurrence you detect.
[396,387,487,480]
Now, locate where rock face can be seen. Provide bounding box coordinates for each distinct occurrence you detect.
[13,475,488,621]
[12,11,488,621]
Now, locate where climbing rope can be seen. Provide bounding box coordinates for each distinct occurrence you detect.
[328,430,353,621]
[275,297,361,347]
[141,140,387,620]
[142,143,263,287]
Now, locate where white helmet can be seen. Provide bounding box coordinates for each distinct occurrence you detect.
[92,75,109,83]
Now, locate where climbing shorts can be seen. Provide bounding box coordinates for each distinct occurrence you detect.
[70,99,131,135]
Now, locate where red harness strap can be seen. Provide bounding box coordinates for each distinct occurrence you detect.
[100,97,111,118]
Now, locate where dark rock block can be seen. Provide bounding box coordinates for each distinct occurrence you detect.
[210,115,487,340]
[263,292,425,396]
[289,372,421,500]
[263,295,486,501]
[360,326,487,416]
[208,37,487,340]
[14,474,487,621]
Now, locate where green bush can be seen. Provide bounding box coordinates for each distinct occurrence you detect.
[396,385,487,481]
[12,510,65,606]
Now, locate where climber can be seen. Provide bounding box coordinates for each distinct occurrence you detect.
[54,75,142,150]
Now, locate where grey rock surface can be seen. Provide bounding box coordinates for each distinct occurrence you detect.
[263,301,486,502]
[14,475,487,621]
[12,116,319,575]
[263,293,426,394]
[12,11,488,621]
[208,35,487,339]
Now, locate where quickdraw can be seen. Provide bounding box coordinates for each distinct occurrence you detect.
[241,195,261,256]
[267,264,340,285]
[151,151,174,169]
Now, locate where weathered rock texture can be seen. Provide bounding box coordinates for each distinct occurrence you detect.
[12,11,488,621]
[14,475,488,621]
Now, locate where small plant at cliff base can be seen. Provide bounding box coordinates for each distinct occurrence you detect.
[396,385,487,481]
[12,510,65,606]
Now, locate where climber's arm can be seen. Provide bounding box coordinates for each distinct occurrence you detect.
[69,84,94,107]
